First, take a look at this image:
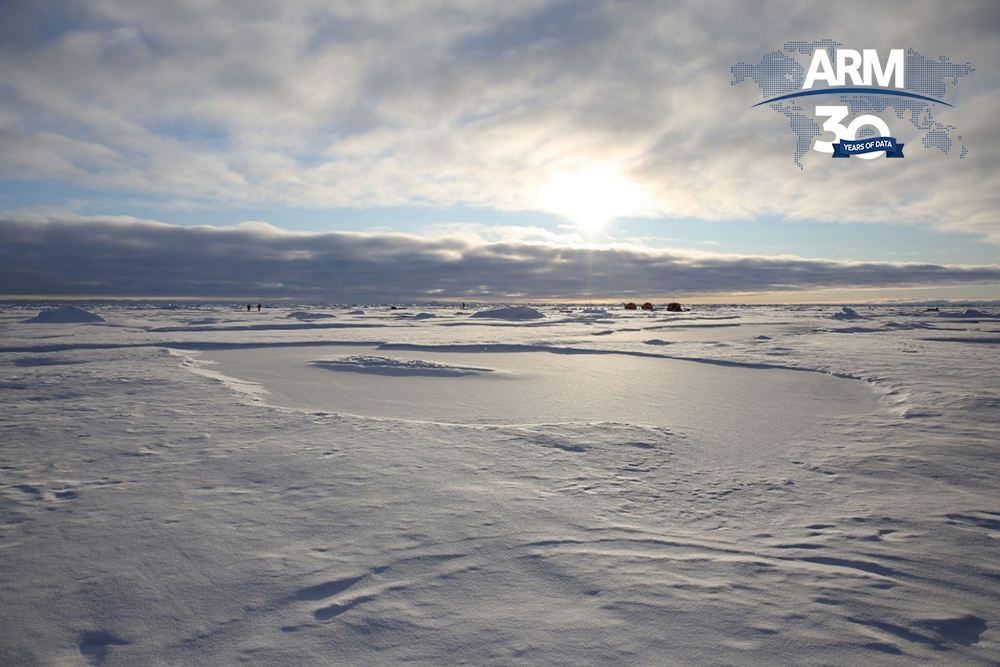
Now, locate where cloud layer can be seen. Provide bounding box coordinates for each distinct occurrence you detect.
[1,1,997,241]
[3,216,998,300]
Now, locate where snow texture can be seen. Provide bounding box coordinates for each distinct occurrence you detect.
[310,355,492,377]
[1,302,998,665]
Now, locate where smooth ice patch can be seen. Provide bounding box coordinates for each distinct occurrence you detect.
[200,344,878,462]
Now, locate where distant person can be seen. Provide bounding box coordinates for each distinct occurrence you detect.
[257,303,262,312]
[247,304,252,312]
[462,302,466,309]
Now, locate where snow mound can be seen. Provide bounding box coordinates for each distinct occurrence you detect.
[347,309,366,315]
[831,307,862,320]
[957,309,985,318]
[22,305,105,324]
[311,355,493,377]
[412,312,437,320]
[287,311,336,320]
[581,308,611,317]
[470,306,545,320]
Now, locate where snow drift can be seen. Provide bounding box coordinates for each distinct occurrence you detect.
[831,306,863,320]
[22,305,105,323]
[470,306,545,320]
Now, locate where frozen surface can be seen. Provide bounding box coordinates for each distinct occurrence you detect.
[22,305,106,324]
[831,306,862,320]
[200,345,876,466]
[0,303,998,665]
[470,306,546,320]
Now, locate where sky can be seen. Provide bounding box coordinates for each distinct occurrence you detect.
[0,0,997,303]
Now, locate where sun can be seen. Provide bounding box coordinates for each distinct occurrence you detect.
[537,166,645,232]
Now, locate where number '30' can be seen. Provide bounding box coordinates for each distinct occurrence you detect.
[813,106,890,160]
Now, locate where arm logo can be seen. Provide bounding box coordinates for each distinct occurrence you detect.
[732,40,973,169]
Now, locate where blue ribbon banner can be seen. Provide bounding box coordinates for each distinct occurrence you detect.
[832,137,905,158]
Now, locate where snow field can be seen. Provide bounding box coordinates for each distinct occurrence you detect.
[0,304,997,665]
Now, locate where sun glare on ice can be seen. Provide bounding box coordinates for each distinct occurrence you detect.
[537,166,645,232]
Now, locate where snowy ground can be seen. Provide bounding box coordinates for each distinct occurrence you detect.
[1,302,998,665]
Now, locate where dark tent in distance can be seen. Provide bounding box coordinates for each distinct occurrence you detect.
[624,302,637,310]
[641,302,654,310]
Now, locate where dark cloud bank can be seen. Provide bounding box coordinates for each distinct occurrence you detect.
[2,217,999,301]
